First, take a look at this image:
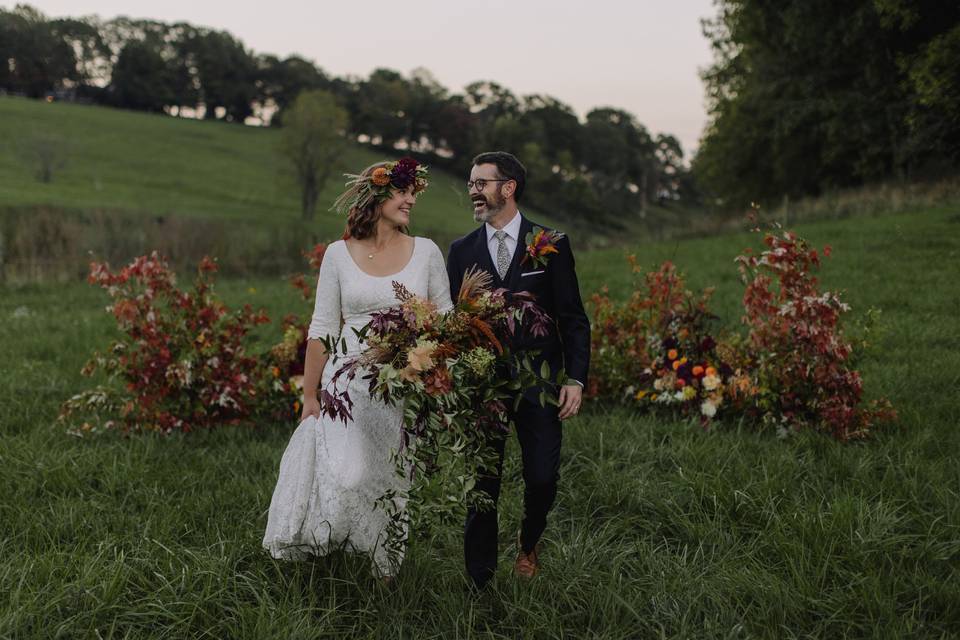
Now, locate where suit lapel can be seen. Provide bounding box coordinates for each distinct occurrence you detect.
[506,216,534,290]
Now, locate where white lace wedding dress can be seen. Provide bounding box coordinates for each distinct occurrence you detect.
[262,237,452,576]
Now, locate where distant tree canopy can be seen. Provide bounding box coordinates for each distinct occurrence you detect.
[0,4,693,224]
[695,0,960,208]
[0,5,79,98]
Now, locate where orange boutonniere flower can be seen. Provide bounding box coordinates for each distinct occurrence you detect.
[521,226,565,269]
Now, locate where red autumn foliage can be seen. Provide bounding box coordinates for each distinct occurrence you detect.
[736,227,895,440]
[588,260,719,400]
[60,242,330,435]
[66,252,269,433]
[588,226,895,440]
[290,243,328,300]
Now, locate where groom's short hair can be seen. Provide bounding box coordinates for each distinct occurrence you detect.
[472,151,526,203]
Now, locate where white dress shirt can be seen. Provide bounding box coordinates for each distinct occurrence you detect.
[484,210,523,272]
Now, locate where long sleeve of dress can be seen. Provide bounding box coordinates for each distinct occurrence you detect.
[307,243,342,341]
[426,240,454,314]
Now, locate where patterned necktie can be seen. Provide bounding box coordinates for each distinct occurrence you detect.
[494,229,510,279]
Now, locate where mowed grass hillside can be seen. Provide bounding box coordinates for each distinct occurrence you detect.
[0,96,556,246]
[2,203,959,638]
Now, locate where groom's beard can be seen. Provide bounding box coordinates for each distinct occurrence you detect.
[472,191,507,223]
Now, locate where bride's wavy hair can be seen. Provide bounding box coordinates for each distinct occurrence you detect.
[338,162,409,241]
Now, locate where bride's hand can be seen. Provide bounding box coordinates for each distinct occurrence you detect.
[300,395,322,421]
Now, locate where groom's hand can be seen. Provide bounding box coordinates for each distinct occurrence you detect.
[557,384,583,421]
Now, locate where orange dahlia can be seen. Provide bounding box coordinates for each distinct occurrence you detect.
[371,167,391,186]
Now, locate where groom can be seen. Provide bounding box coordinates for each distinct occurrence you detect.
[447,151,591,588]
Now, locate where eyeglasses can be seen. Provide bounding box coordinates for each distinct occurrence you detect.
[466,178,512,191]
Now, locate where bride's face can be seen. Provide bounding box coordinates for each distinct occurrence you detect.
[379,184,417,228]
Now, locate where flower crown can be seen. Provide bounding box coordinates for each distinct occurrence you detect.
[332,157,429,214]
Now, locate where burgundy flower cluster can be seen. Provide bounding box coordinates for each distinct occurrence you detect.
[389,157,420,189]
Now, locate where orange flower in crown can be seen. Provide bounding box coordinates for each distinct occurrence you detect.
[521,226,565,269]
[332,157,430,214]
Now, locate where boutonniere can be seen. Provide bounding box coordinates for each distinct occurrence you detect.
[520,227,565,269]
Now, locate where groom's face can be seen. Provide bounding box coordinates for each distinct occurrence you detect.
[469,163,508,223]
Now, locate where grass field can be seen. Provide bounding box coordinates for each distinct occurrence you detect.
[0,95,559,255]
[2,96,580,282]
[2,96,721,284]
[2,199,959,638]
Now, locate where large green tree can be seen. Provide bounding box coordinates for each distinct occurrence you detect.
[99,18,197,114]
[257,54,328,126]
[695,0,960,208]
[110,39,174,112]
[49,17,110,91]
[353,69,411,148]
[404,68,447,152]
[0,5,77,97]
[177,28,258,122]
[278,90,348,220]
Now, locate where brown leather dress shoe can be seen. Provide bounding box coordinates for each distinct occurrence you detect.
[514,538,542,579]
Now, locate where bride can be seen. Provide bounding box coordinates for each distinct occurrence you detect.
[262,158,452,577]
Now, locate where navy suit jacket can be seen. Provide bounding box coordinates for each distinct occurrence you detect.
[447,215,591,392]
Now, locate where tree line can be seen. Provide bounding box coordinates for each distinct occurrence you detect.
[695,0,960,208]
[0,4,690,225]
[6,3,954,214]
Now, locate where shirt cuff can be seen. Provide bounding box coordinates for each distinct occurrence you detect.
[566,379,584,387]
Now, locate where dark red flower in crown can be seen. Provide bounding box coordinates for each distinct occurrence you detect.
[390,157,420,189]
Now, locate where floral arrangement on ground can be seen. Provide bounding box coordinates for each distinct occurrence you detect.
[59,245,328,435]
[588,221,895,441]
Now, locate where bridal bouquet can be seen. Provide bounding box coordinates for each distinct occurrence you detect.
[321,268,554,556]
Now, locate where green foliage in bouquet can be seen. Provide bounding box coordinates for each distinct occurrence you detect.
[320,268,556,562]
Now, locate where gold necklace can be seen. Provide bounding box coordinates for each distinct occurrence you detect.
[366,235,396,259]
[365,231,401,259]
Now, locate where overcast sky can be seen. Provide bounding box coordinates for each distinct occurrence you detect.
[22,0,717,156]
